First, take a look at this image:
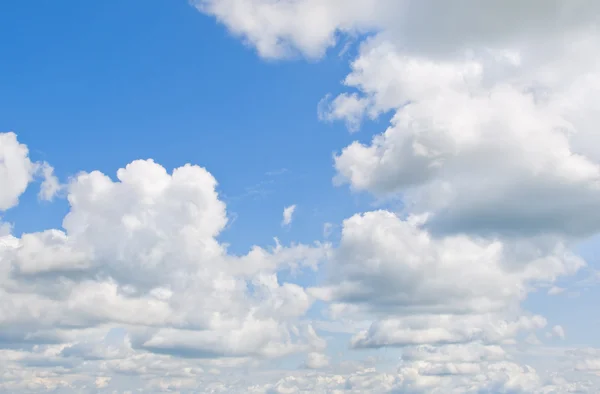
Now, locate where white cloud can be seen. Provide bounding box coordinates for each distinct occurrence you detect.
[0,132,63,211]
[309,211,581,352]
[282,204,296,226]
[195,1,600,60]
[36,161,61,201]
[318,93,369,132]
[304,352,330,369]
[548,286,566,296]
[332,39,600,238]
[193,0,389,59]
[0,132,36,211]
[193,1,600,239]
[313,211,581,315]
[547,325,566,340]
[94,377,110,389]
[0,154,330,380]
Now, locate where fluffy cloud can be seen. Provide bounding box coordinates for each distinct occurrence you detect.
[332,38,600,238]
[192,0,389,59]
[304,352,330,369]
[0,132,36,211]
[195,1,600,239]
[309,211,581,351]
[0,147,331,392]
[195,0,600,60]
[0,132,61,211]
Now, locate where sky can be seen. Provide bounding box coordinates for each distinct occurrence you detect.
[1,0,600,393]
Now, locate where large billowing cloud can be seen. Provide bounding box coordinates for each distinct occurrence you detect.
[309,210,580,360]
[198,0,600,237]
[0,158,328,356]
[332,36,600,238]
[0,134,331,391]
[195,0,600,59]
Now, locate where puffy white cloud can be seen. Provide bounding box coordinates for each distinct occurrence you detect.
[193,1,600,240]
[304,352,330,369]
[0,132,36,211]
[193,0,390,59]
[309,211,582,353]
[37,162,61,201]
[195,0,600,60]
[0,132,62,211]
[547,325,566,340]
[0,156,330,371]
[332,38,600,238]
[313,211,581,315]
[198,1,600,240]
[318,93,369,132]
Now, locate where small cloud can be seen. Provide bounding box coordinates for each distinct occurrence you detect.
[318,93,368,133]
[282,204,297,227]
[525,333,542,345]
[547,286,566,296]
[304,352,330,369]
[265,168,288,176]
[36,162,62,201]
[95,377,111,388]
[546,325,566,340]
[323,222,333,238]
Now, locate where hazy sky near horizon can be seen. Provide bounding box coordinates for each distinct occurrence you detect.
[2,1,600,392]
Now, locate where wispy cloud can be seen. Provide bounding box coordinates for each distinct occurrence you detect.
[282,204,297,227]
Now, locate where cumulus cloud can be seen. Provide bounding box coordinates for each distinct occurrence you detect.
[547,325,566,340]
[0,132,63,210]
[0,144,332,390]
[0,132,36,211]
[332,39,600,238]
[195,1,600,239]
[304,352,330,369]
[309,211,580,351]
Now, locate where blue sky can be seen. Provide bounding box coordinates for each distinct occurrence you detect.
[1,0,380,250]
[2,1,600,393]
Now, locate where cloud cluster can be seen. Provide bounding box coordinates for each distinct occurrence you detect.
[3,0,600,392]
[193,0,600,392]
[0,134,332,391]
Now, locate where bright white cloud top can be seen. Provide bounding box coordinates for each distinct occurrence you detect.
[2,0,600,392]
